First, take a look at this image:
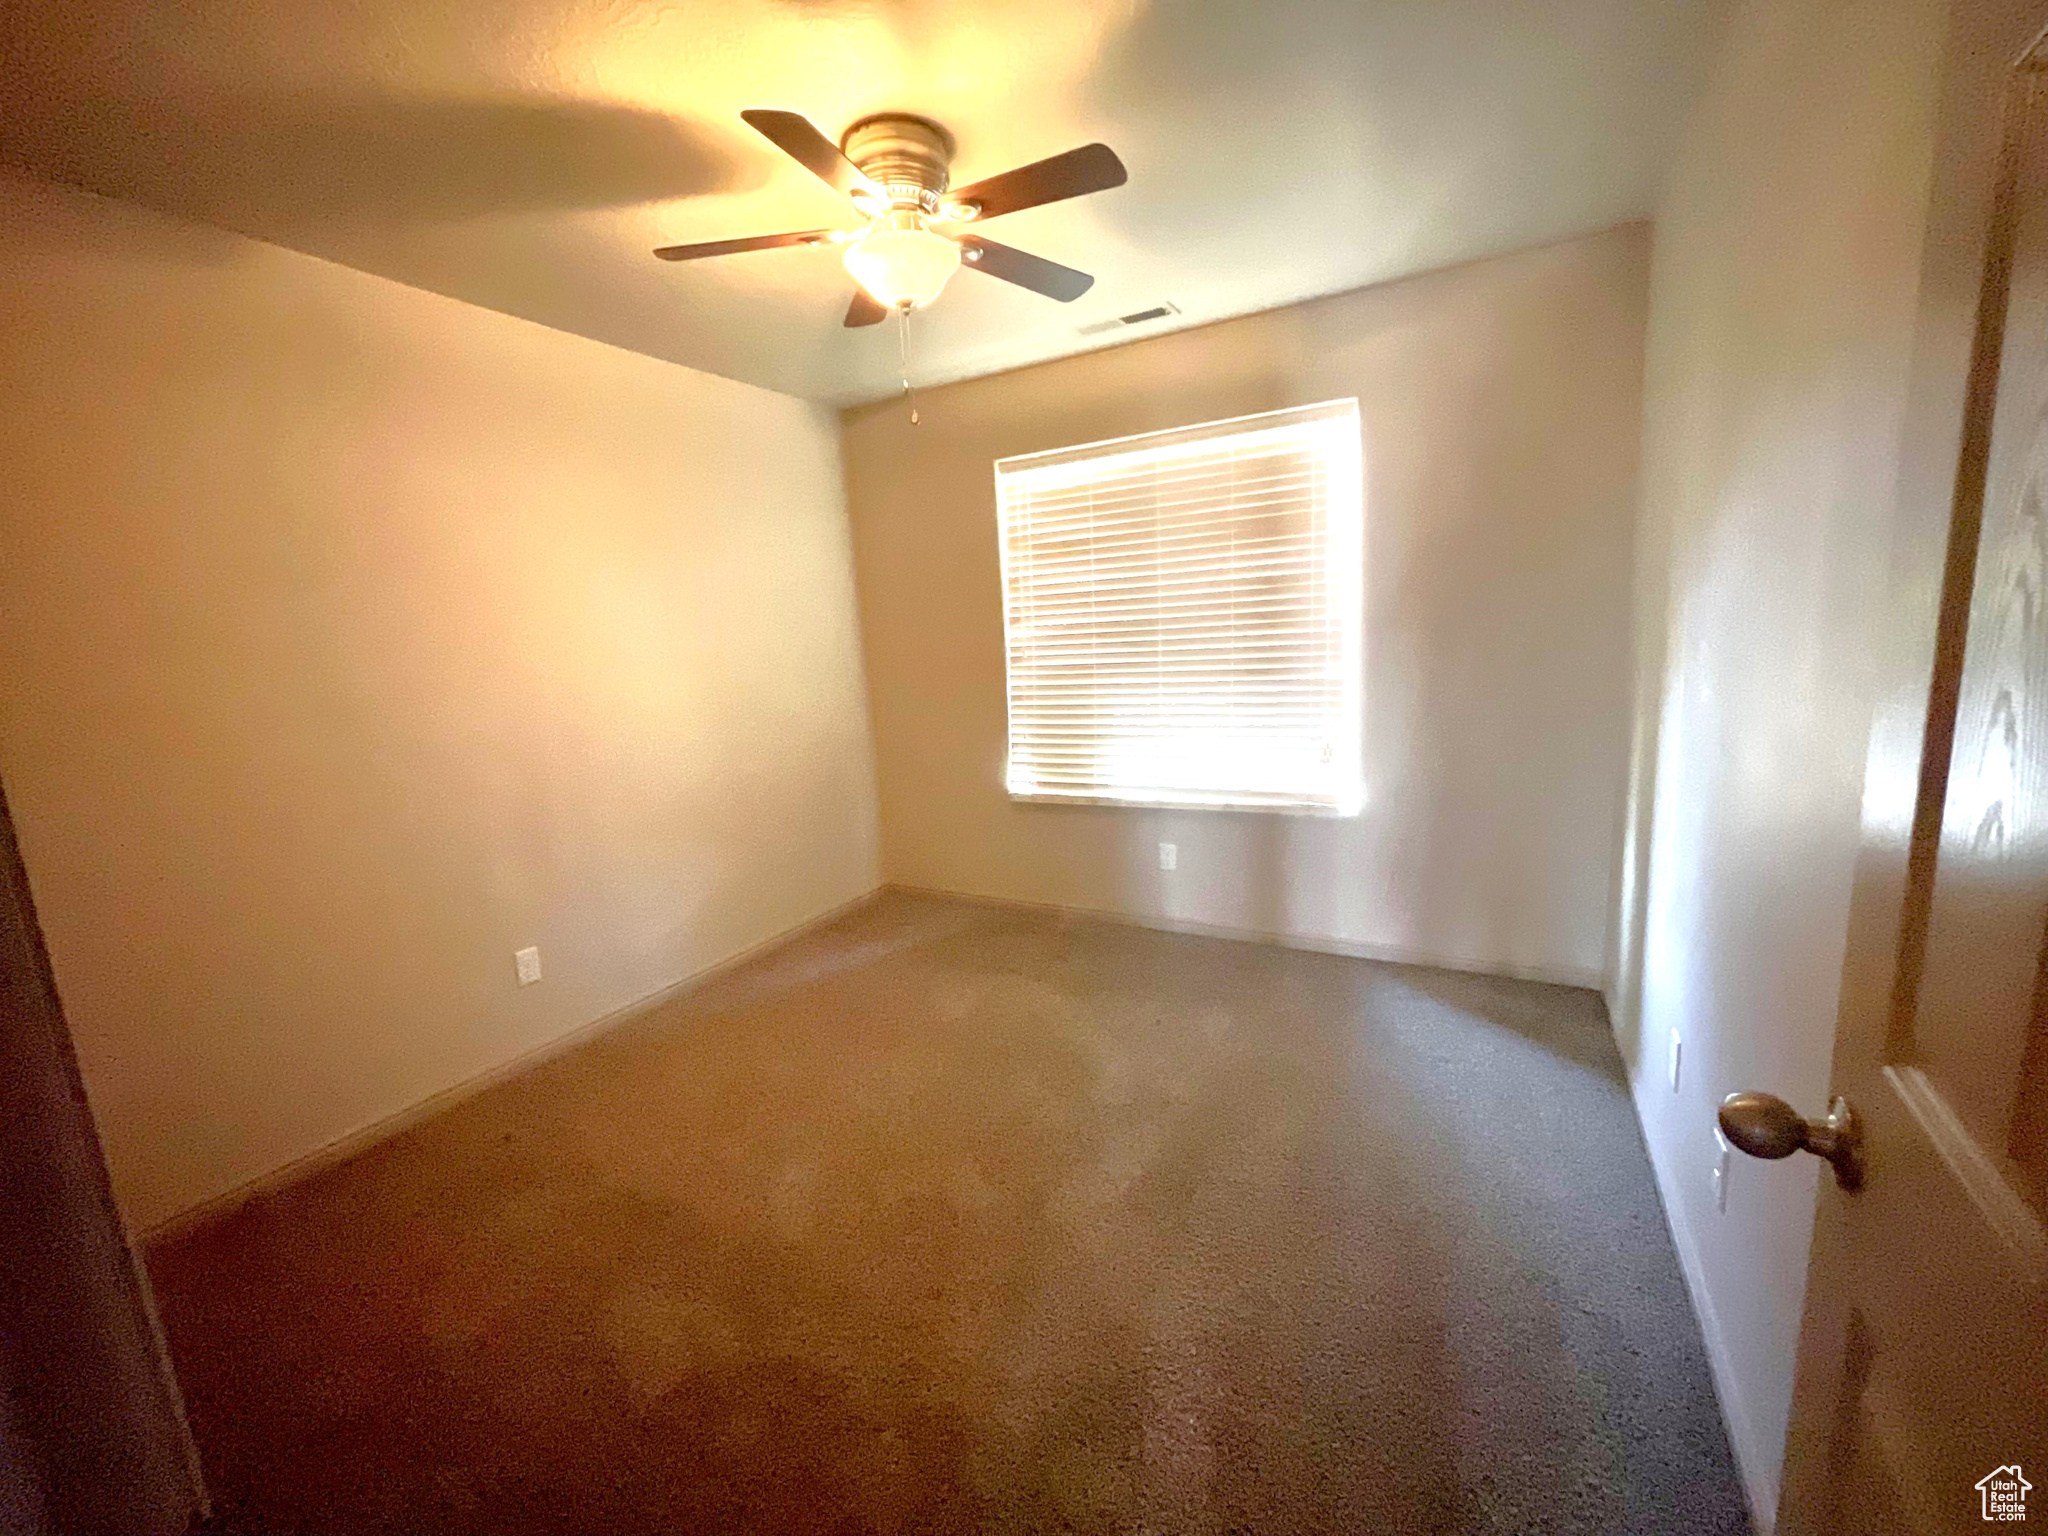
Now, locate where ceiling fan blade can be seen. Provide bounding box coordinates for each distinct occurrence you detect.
[741,109,884,207]
[946,144,1126,221]
[653,229,837,261]
[844,290,890,328]
[957,237,1095,302]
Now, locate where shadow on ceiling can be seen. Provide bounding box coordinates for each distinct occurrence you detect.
[0,91,760,233]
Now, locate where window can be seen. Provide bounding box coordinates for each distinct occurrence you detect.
[995,399,1364,814]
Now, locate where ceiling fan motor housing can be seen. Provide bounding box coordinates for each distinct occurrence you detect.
[841,114,954,211]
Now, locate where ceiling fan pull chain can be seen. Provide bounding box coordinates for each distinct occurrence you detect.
[899,305,920,426]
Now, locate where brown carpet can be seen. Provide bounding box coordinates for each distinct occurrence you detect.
[148,891,1749,1535]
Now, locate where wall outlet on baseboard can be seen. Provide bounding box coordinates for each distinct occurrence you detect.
[1158,842,1178,872]
[514,946,542,987]
[1668,1033,1682,1093]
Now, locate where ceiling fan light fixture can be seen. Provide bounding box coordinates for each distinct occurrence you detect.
[657,111,1127,328]
[843,212,961,310]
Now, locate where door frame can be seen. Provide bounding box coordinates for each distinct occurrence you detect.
[0,775,205,1534]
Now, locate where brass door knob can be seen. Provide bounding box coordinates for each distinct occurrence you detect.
[1718,1091,1864,1192]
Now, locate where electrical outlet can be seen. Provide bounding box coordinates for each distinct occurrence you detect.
[514,946,542,987]
[1668,1034,1683,1093]
[1158,842,1178,872]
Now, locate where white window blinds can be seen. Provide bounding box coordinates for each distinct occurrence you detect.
[995,399,1364,813]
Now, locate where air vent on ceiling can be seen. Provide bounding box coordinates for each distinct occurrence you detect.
[1076,302,1181,337]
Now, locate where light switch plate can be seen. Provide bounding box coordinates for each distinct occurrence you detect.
[1158,842,1178,872]
[514,946,542,986]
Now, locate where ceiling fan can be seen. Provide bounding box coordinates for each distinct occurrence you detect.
[654,111,1127,327]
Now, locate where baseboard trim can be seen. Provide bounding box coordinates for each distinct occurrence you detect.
[885,882,1604,990]
[1628,1066,1782,1535]
[142,885,884,1249]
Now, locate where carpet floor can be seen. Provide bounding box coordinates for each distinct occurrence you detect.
[149,891,1750,1535]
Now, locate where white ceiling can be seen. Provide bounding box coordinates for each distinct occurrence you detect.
[0,0,1725,405]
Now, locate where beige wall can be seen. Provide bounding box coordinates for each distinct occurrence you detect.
[841,225,1647,985]
[1609,0,1944,1525]
[0,173,880,1233]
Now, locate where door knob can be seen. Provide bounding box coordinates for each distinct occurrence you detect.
[1717,1091,1864,1192]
